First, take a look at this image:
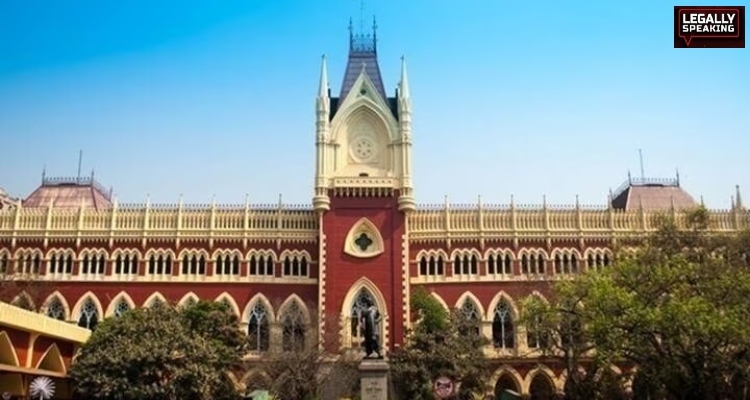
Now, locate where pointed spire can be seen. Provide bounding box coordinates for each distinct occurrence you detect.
[399,55,410,99]
[735,185,743,209]
[318,54,329,98]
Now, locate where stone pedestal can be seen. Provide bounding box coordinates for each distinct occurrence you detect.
[359,358,390,400]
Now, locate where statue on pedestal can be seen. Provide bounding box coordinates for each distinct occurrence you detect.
[360,305,382,359]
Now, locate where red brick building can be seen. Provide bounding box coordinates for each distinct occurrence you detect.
[0,22,747,399]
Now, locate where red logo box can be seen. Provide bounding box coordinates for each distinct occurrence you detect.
[674,6,745,48]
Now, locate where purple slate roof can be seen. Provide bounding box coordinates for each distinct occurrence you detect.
[23,177,112,210]
[611,178,697,211]
[332,25,398,120]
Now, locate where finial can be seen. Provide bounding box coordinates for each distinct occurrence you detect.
[91,169,95,179]
[108,186,114,200]
[735,185,743,209]
[278,193,283,206]
[244,193,250,206]
[700,195,705,206]
[510,194,515,207]
[178,193,184,207]
[477,194,482,207]
[318,54,329,98]
[675,168,680,186]
[542,194,547,208]
[444,195,449,206]
[41,164,46,184]
[399,55,410,99]
[146,193,151,206]
[575,194,580,207]
[627,170,632,184]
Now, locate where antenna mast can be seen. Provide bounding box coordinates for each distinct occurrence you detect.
[638,149,645,181]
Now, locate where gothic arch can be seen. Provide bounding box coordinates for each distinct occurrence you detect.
[43,247,74,259]
[242,293,276,324]
[341,278,388,319]
[142,292,169,308]
[71,292,104,321]
[225,370,242,391]
[42,291,71,321]
[279,249,312,261]
[429,292,450,312]
[143,248,177,259]
[524,365,561,395]
[490,365,524,397]
[36,343,66,374]
[449,247,482,260]
[343,218,385,259]
[246,249,277,262]
[211,248,243,260]
[0,331,20,367]
[341,277,390,348]
[332,94,397,142]
[177,292,200,307]
[277,294,311,323]
[486,292,520,321]
[454,291,486,318]
[105,292,137,317]
[241,368,273,392]
[214,292,241,317]
[177,248,209,260]
[11,291,35,310]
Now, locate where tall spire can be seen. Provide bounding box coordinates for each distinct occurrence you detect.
[399,55,410,99]
[318,54,329,98]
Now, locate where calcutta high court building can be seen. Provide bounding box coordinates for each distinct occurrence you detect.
[0,20,747,399]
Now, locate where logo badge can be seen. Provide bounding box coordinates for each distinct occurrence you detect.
[674,6,745,48]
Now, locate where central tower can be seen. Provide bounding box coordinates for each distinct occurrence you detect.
[314,19,414,352]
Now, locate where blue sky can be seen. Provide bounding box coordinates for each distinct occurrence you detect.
[0,0,747,208]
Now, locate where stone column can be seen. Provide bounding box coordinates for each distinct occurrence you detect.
[359,359,390,400]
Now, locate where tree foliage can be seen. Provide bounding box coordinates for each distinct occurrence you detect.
[391,288,491,400]
[70,301,244,400]
[523,207,750,400]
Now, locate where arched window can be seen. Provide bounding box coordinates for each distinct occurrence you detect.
[350,289,377,345]
[77,298,99,330]
[281,301,306,351]
[247,302,270,352]
[47,298,65,320]
[114,299,131,317]
[459,299,481,336]
[492,300,515,349]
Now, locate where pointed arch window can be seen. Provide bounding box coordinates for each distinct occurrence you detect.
[248,302,270,352]
[47,298,65,320]
[249,254,274,276]
[459,299,481,336]
[148,254,172,276]
[281,302,306,351]
[115,253,139,275]
[0,253,7,274]
[419,254,444,276]
[216,254,241,276]
[283,254,309,277]
[114,299,131,317]
[492,300,515,349]
[526,314,549,349]
[77,299,99,330]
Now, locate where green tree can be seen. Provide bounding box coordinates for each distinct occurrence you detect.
[70,301,244,400]
[523,207,750,400]
[391,288,491,400]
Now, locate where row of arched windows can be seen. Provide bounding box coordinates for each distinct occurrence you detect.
[25,291,313,353]
[417,249,613,277]
[0,249,313,279]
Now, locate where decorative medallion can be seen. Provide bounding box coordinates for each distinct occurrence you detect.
[351,136,376,162]
[344,218,384,259]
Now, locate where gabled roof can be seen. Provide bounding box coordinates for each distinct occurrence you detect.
[332,19,398,120]
[24,176,112,210]
[611,177,697,211]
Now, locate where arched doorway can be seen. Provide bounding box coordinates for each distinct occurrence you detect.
[529,373,555,400]
[495,373,521,399]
